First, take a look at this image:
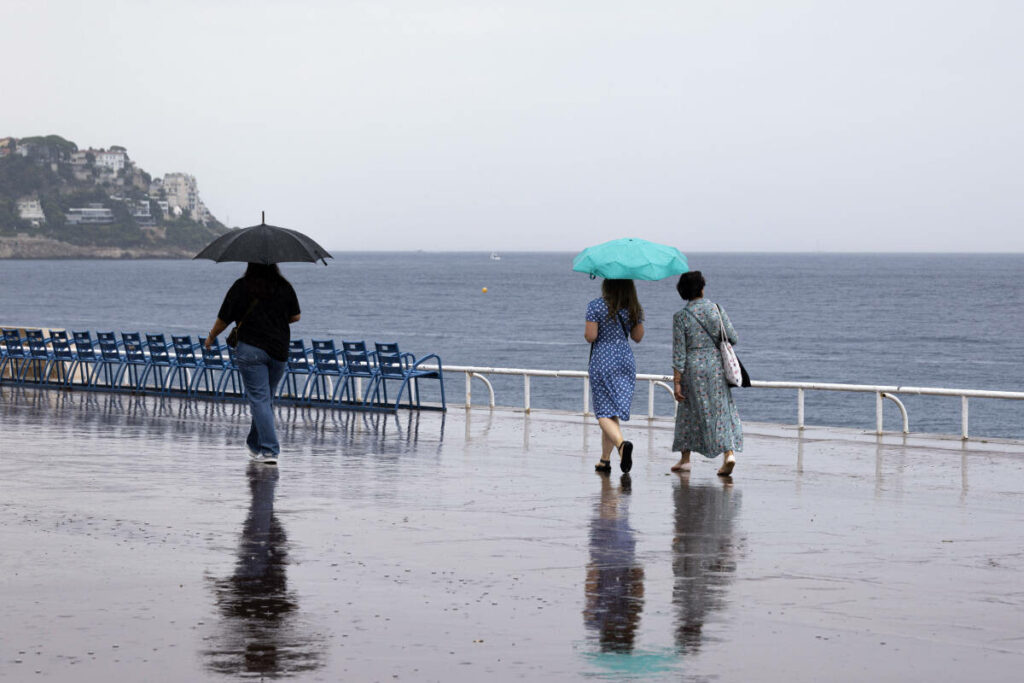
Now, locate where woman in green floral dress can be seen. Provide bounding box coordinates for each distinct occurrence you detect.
[671,271,743,476]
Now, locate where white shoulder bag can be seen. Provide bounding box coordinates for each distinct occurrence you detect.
[715,304,743,387]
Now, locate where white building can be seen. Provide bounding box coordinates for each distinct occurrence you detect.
[17,197,46,227]
[163,173,202,222]
[66,203,114,225]
[94,150,126,173]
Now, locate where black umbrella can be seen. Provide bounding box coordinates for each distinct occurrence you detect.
[193,213,332,265]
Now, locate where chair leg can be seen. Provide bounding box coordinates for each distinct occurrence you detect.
[394,378,411,412]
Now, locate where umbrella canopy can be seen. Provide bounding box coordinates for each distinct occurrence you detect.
[572,237,688,281]
[193,214,332,265]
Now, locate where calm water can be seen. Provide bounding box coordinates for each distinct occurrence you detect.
[1,253,1022,438]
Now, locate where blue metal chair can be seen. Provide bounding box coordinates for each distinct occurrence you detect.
[45,330,76,387]
[370,342,446,411]
[308,339,349,404]
[276,339,314,402]
[142,334,175,394]
[119,332,150,393]
[192,337,244,399]
[94,332,126,390]
[340,340,379,405]
[224,346,246,399]
[168,335,201,395]
[1,328,29,385]
[22,329,54,385]
[70,331,102,388]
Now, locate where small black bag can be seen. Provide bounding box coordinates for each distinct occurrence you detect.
[226,299,259,349]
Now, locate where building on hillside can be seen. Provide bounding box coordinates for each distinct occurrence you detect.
[0,137,13,157]
[16,197,46,227]
[132,200,155,227]
[94,150,126,173]
[163,172,203,222]
[66,203,114,225]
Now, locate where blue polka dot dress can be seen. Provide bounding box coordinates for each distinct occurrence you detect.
[587,298,639,420]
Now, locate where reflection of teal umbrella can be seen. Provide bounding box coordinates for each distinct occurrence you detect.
[572,238,688,280]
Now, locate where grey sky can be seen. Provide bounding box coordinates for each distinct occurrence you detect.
[4,0,1022,251]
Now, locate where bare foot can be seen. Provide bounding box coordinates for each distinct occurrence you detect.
[717,453,736,476]
[670,454,691,472]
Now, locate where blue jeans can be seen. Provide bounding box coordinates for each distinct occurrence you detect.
[235,342,287,456]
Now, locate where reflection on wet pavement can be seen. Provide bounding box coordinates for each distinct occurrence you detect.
[672,475,740,654]
[3,386,1024,681]
[202,464,324,677]
[585,474,644,653]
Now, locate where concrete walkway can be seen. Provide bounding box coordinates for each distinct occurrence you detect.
[2,387,1023,681]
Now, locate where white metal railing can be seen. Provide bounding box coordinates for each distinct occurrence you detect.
[440,365,1024,440]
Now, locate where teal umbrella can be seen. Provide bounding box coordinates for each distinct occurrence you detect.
[572,237,688,280]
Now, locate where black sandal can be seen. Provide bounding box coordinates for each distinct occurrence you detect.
[618,441,633,473]
[594,460,612,472]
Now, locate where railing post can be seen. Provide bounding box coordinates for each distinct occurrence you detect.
[465,371,471,410]
[961,396,969,440]
[875,391,883,435]
[797,388,805,430]
[523,374,531,413]
[583,376,590,416]
[648,379,655,419]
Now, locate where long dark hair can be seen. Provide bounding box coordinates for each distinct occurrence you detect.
[601,279,643,327]
[243,263,289,299]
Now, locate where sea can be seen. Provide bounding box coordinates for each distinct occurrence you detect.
[2,253,1023,439]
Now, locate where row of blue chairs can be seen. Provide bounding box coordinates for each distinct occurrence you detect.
[0,328,445,412]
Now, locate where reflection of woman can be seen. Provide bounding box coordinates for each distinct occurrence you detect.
[204,464,322,677]
[671,271,743,475]
[585,279,645,473]
[206,263,301,465]
[673,475,741,653]
[584,474,645,653]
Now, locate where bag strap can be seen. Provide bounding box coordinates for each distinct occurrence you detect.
[236,298,259,333]
[590,308,632,361]
[683,306,721,344]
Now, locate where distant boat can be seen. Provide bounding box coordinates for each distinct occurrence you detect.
[490,252,501,261]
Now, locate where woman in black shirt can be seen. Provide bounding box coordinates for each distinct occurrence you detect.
[206,264,301,465]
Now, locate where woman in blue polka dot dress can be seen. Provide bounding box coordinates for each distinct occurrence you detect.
[585,279,645,473]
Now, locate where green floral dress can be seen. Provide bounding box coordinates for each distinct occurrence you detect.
[672,298,743,456]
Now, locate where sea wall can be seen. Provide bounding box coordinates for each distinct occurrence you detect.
[0,235,192,259]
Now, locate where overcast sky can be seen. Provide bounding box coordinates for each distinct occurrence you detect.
[4,0,1022,251]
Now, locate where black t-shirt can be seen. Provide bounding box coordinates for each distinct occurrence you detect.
[217,277,300,362]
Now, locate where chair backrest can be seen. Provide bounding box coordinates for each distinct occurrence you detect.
[311,339,341,373]
[24,329,50,359]
[286,340,311,370]
[374,342,406,378]
[97,332,122,361]
[2,328,26,357]
[171,336,198,366]
[146,334,171,364]
[121,332,146,363]
[72,331,97,360]
[49,331,74,361]
[341,340,375,377]
[200,341,226,368]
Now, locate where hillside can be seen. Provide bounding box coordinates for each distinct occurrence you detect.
[0,135,228,258]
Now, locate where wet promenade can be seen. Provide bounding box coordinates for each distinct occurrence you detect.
[2,387,1023,682]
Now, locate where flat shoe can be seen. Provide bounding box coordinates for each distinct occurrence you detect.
[619,441,633,473]
[594,460,612,472]
[717,454,735,476]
